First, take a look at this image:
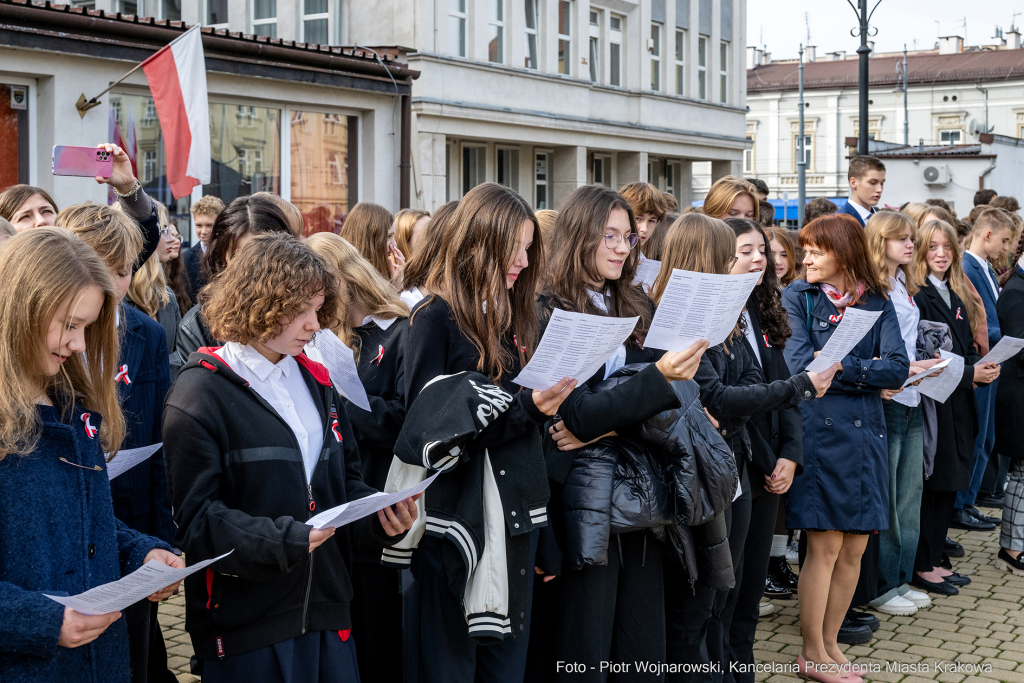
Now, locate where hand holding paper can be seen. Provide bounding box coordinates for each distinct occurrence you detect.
[304,329,372,411]
[901,358,951,388]
[978,336,1024,366]
[307,472,440,530]
[805,308,883,373]
[645,270,762,351]
[915,350,965,403]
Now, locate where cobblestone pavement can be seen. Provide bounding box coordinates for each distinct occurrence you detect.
[159,503,1023,682]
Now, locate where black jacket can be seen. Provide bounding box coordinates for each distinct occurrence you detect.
[995,266,1024,460]
[171,304,216,377]
[163,348,400,660]
[740,309,805,499]
[914,282,980,490]
[183,244,206,299]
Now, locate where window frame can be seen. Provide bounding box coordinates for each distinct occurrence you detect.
[535,151,552,209]
[557,0,572,76]
[609,14,623,87]
[449,0,467,58]
[488,0,506,64]
[650,22,661,92]
[496,147,520,192]
[939,128,962,145]
[461,144,486,196]
[588,10,600,83]
[524,0,539,69]
[302,0,331,46]
[675,29,685,96]
[697,36,708,101]
[206,0,227,28]
[252,0,277,38]
[719,41,729,104]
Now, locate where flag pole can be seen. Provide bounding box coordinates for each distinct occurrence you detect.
[76,61,147,118]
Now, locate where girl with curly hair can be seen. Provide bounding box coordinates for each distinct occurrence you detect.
[162,233,420,683]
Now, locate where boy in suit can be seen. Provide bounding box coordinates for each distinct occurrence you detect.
[184,195,225,297]
[839,156,886,227]
[953,208,1016,531]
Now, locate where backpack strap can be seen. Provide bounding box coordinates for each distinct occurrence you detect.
[804,291,814,333]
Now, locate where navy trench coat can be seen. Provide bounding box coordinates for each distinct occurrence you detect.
[781,281,909,532]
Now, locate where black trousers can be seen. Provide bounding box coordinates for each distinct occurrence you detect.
[350,562,403,683]
[724,492,778,683]
[201,630,359,683]
[916,490,957,572]
[552,530,666,683]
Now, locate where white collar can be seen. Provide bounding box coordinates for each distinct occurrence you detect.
[587,288,610,313]
[362,315,397,330]
[891,268,907,287]
[965,250,987,267]
[928,274,948,290]
[848,199,874,220]
[228,342,294,381]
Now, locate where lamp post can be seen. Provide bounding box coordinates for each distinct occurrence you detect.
[848,0,882,155]
[798,44,806,225]
[895,44,908,146]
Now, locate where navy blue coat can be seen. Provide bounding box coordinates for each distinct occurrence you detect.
[962,252,1002,349]
[108,305,174,546]
[0,404,170,683]
[781,281,909,531]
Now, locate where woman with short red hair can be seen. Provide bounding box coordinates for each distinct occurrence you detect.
[781,213,910,682]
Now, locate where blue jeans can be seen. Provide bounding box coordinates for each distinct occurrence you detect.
[956,379,998,510]
[875,402,923,602]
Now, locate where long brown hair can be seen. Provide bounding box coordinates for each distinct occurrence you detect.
[865,211,918,296]
[0,184,58,224]
[545,185,651,341]
[725,218,792,347]
[339,202,394,281]
[0,229,125,460]
[765,226,801,286]
[701,176,760,221]
[914,220,984,339]
[418,183,541,383]
[402,201,459,292]
[799,214,887,303]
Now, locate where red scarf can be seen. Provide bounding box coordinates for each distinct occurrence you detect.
[819,282,866,310]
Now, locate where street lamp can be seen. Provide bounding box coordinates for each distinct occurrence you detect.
[847,0,883,156]
[894,44,908,146]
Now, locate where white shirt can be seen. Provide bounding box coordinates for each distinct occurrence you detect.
[400,287,425,309]
[199,241,207,253]
[928,273,948,290]
[965,250,999,300]
[215,342,324,483]
[889,270,921,407]
[587,288,627,379]
[847,199,875,224]
[740,310,762,369]
[362,315,397,330]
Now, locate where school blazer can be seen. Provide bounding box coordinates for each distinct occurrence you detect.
[838,200,872,228]
[962,253,1001,348]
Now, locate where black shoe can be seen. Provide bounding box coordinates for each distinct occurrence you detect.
[836,618,873,645]
[911,574,959,596]
[768,555,799,591]
[944,537,965,558]
[845,608,880,632]
[950,508,996,531]
[943,571,971,586]
[940,551,953,570]
[764,571,794,599]
[965,505,1001,525]
[976,493,1005,508]
[999,548,1024,576]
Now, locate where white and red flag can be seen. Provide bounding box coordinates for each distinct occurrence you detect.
[141,24,211,199]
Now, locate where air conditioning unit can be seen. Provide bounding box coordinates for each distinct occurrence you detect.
[923,165,950,186]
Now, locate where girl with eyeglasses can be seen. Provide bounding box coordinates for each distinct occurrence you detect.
[161,211,194,318]
[0,228,180,683]
[538,185,708,682]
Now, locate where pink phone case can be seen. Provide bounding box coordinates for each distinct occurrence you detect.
[52,145,114,178]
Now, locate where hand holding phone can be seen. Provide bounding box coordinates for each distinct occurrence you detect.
[52,146,114,178]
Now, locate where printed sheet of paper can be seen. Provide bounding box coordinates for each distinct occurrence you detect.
[978,335,1024,366]
[46,551,232,616]
[916,350,965,404]
[634,258,662,293]
[105,443,162,480]
[308,472,440,530]
[644,270,762,352]
[900,358,951,389]
[805,308,884,373]
[304,329,372,412]
[512,309,640,391]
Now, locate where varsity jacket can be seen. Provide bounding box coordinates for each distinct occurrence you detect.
[381,371,549,644]
[163,348,403,660]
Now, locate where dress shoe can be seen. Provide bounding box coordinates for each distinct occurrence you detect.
[943,571,971,586]
[911,574,959,596]
[836,618,873,645]
[870,594,917,616]
[950,508,996,531]
[976,493,1005,508]
[964,505,1001,525]
[764,572,794,599]
[999,548,1024,577]
[845,608,880,632]
[901,588,932,608]
[940,551,953,570]
[944,537,965,558]
[768,555,800,591]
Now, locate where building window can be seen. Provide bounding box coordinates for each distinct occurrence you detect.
[118,0,137,15]
[488,0,505,64]
[462,146,485,195]
[143,150,157,183]
[719,41,729,104]
[291,111,357,236]
[558,1,572,75]
[665,161,676,197]
[592,154,610,186]
[793,134,813,171]
[161,0,181,21]
[324,113,343,136]
[303,0,329,45]
[588,11,600,83]
[207,0,226,26]
[535,152,550,209]
[650,23,661,91]
[698,36,707,101]
[253,0,277,38]
[647,158,660,188]
[497,148,520,192]
[940,129,962,145]
[524,0,539,69]
[609,15,622,87]
[327,152,345,185]
[142,98,157,127]
[744,137,754,174]
[675,30,685,96]
[449,0,467,58]
[236,105,258,127]
[111,101,122,126]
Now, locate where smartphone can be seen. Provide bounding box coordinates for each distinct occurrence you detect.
[52,145,113,178]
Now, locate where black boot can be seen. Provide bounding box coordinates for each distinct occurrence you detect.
[767,555,799,592]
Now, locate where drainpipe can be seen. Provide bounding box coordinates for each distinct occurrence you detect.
[979,157,997,190]
[400,93,412,209]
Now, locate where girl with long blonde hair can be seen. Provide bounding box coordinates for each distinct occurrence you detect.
[701,175,760,221]
[125,200,181,351]
[0,228,179,682]
[393,208,431,259]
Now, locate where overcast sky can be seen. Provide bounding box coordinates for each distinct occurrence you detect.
[748,0,1023,60]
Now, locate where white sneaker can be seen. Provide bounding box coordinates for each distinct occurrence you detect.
[786,540,799,565]
[873,595,918,616]
[901,589,932,608]
[759,599,777,617]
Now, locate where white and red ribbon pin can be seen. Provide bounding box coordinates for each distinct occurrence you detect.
[81,412,98,438]
[331,419,343,442]
[114,364,131,385]
[372,345,385,366]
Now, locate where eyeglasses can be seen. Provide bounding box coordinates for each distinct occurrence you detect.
[604,232,640,250]
[160,227,181,240]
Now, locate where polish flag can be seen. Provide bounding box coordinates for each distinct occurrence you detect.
[125,109,138,178]
[141,25,211,199]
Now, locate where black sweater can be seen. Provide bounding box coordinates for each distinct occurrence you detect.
[163,348,401,660]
